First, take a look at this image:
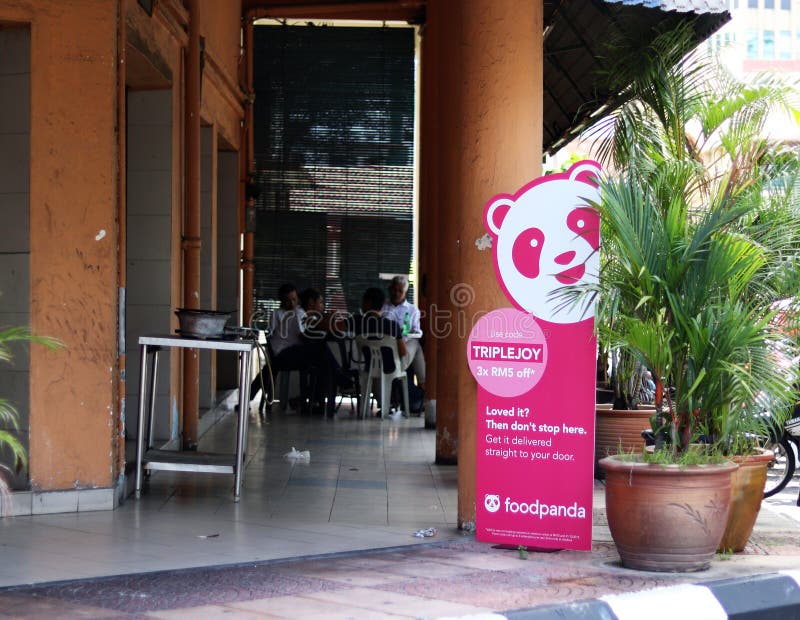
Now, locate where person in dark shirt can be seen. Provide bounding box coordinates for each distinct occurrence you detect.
[295,287,347,418]
[251,284,341,418]
[346,287,407,360]
[341,288,408,417]
[300,287,338,341]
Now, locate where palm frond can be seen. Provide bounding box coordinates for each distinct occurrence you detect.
[573,24,800,454]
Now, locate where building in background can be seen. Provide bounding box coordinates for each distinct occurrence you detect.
[708,0,800,139]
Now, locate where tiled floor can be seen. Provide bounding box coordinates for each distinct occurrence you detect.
[3,402,799,619]
[1,509,798,619]
[0,401,461,588]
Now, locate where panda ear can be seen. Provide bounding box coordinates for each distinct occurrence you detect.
[485,197,514,236]
[567,161,602,187]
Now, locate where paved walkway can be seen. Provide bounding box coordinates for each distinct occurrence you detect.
[0,405,798,618]
[0,486,800,620]
[0,501,798,619]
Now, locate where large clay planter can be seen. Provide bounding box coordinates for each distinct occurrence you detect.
[718,449,773,552]
[595,407,654,478]
[600,455,738,572]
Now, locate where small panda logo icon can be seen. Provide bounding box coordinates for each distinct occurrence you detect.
[484,494,501,513]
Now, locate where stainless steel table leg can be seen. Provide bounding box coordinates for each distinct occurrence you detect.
[147,348,160,450]
[241,350,252,456]
[135,344,149,498]
[233,349,252,501]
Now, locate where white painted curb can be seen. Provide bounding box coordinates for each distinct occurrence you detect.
[781,569,800,589]
[601,583,727,620]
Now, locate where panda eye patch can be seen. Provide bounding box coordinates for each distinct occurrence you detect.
[512,227,545,279]
[566,207,599,250]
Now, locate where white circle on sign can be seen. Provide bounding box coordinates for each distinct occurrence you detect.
[467,308,548,398]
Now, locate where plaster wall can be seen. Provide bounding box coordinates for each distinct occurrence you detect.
[199,125,216,410]
[198,1,241,85]
[9,0,122,490]
[0,25,30,490]
[0,0,249,497]
[125,89,174,441]
[124,0,186,450]
[217,150,239,389]
[198,1,243,150]
[125,0,243,447]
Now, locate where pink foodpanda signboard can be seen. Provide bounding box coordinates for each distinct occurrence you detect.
[467,161,601,550]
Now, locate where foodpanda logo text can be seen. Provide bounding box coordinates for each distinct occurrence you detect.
[500,497,587,520]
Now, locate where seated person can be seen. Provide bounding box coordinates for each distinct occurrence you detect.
[346,287,407,360]
[341,287,407,416]
[639,369,657,404]
[298,287,351,411]
[299,287,337,339]
[250,283,337,416]
[269,282,305,359]
[250,283,303,410]
[381,275,425,394]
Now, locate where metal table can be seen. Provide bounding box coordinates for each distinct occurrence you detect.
[134,334,256,501]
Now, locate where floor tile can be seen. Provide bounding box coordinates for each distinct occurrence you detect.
[0,593,120,619]
[231,594,412,619]
[301,586,494,618]
[146,603,279,619]
[0,406,450,588]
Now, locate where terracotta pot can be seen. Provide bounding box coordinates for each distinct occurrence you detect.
[595,407,653,478]
[600,455,738,572]
[718,449,773,552]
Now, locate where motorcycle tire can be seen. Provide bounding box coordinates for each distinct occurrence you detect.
[763,435,796,498]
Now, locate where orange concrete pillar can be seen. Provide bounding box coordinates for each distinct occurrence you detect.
[182,0,202,449]
[425,0,543,529]
[116,1,128,480]
[27,1,120,489]
[418,24,439,421]
[241,16,255,325]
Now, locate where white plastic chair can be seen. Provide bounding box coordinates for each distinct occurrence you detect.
[355,334,409,419]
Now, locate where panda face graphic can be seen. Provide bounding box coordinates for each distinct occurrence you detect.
[484,161,601,324]
[484,494,501,513]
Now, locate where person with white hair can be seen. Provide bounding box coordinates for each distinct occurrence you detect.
[382,275,426,400]
[640,369,656,404]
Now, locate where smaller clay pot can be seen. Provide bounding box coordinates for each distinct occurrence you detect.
[718,449,774,553]
[594,407,653,477]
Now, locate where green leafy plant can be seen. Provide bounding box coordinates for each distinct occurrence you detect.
[0,326,61,513]
[563,26,800,459]
[608,343,648,410]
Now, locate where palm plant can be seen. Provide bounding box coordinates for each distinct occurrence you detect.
[573,26,800,456]
[605,340,649,410]
[0,326,61,513]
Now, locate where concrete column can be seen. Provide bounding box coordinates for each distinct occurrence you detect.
[182,0,201,449]
[116,1,127,487]
[27,1,120,489]
[241,17,255,325]
[418,20,439,426]
[425,0,543,529]
[199,125,218,411]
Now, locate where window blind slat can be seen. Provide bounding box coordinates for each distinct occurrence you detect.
[253,24,415,314]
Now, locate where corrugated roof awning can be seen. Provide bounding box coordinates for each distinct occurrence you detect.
[543,0,730,154]
[243,0,730,154]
